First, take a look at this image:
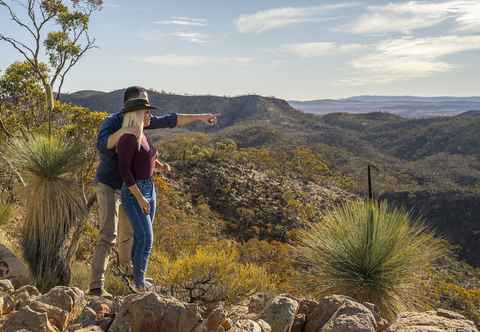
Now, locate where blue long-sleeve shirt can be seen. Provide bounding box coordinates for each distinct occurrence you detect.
[95,112,177,189]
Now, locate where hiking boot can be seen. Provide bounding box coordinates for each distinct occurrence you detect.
[130,280,154,294]
[88,288,113,299]
[120,263,153,283]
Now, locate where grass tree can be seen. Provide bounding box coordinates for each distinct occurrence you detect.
[5,135,88,290]
[295,199,448,319]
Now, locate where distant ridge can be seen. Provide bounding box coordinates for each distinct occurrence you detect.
[289,96,480,118]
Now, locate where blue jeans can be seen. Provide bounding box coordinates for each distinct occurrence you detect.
[121,178,156,287]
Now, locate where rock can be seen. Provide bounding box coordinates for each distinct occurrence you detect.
[3,305,59,332]
[0,244,32,288]
[304,295,352,332]
[14,287,34,309]
[0,293,14,316]
[86,296,113,319]
[387,310,478,332]
[298,299,319,316]
[29,300,69,331]
[248,293,273,314]
[72,326,103,332]
[75,306,97,327]
[109,292,202,332]
[13,285,41,310]
[321,299,376,332]
[261,294,299,332]
[15,284,41,298]
[37,286,86,325]
[0,279,14,294]
[377,318,389,332]
[194,306,227,332]
[222,318,233,330]
[291,314,306,332]
[231,319,263,332]
[257,319,272,332]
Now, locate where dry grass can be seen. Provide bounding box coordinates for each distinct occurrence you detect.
[295,199,448,319]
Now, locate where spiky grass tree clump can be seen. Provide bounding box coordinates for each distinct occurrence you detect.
[295,199,448,319]
[5,134,86,291]
[0,200,11,226]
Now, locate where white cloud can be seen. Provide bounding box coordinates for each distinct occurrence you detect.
[285,42,366,58]
[350,35,480,83]
[137,55,254,67]
[236,3,359,33]
[155,17,207,27]
[346,1,480,34]
[139,31,209,44]
[170,32,208,44]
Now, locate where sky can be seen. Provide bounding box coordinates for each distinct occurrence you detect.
[1,0,480,100]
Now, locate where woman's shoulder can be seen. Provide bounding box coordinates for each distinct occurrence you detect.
[118,133,138,147]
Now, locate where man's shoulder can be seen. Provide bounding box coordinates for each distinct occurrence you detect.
[101,112,123,127]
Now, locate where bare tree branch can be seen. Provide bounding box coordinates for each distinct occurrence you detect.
[0,0,37,38]
[0,34,36,65]
[56,35,97,98]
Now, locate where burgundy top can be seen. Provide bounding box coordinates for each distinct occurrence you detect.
[118,134,157,187]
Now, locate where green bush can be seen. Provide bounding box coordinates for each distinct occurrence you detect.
[295,199,448,319]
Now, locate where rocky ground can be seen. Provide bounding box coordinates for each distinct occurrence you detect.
[0,279,478,332]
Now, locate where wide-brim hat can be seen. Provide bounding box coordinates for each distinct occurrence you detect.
[121,86,158,113]
[121,98,158,113]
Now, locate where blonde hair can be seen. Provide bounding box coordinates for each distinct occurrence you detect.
[121,110,145,150]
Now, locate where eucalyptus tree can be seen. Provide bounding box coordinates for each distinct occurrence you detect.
[0,0,102,135]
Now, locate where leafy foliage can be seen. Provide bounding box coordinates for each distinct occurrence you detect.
[153,241,277,303]
[295,199,448,319]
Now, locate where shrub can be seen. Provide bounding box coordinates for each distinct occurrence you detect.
[295,199,448,319]
[155,241,277,303]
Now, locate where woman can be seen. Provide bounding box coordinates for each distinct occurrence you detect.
[118,106,162,292]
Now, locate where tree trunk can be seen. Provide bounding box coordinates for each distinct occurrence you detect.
[44,83,54,137]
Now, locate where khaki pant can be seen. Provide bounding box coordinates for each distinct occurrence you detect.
[89,182,133,290]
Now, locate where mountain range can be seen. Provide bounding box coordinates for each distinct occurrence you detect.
[289,96,480,118]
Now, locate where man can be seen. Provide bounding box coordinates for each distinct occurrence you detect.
[89,86,217,298]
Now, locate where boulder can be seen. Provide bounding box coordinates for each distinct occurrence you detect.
[298,299,319,316]
[0,293,14,316]
[0,244,32,288]
[0,279,14,294]
[257,319,272,332]
[15,284,41,297]
[108,292,202,332]
[248,293,274,314]
[3,305,59,332]
[304,295,353,332]
[230,319,263,332]
[387,309,478,332]
[194,306,227,332]
[37,286,86,325]
[72,326,103,332]
[261,294,299,332]
[86,296,113,319]
[291,314,306,332]
[29,300,69,331]
[14,285,41,309]
[321,299,376,332]
[75,306,97,328]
